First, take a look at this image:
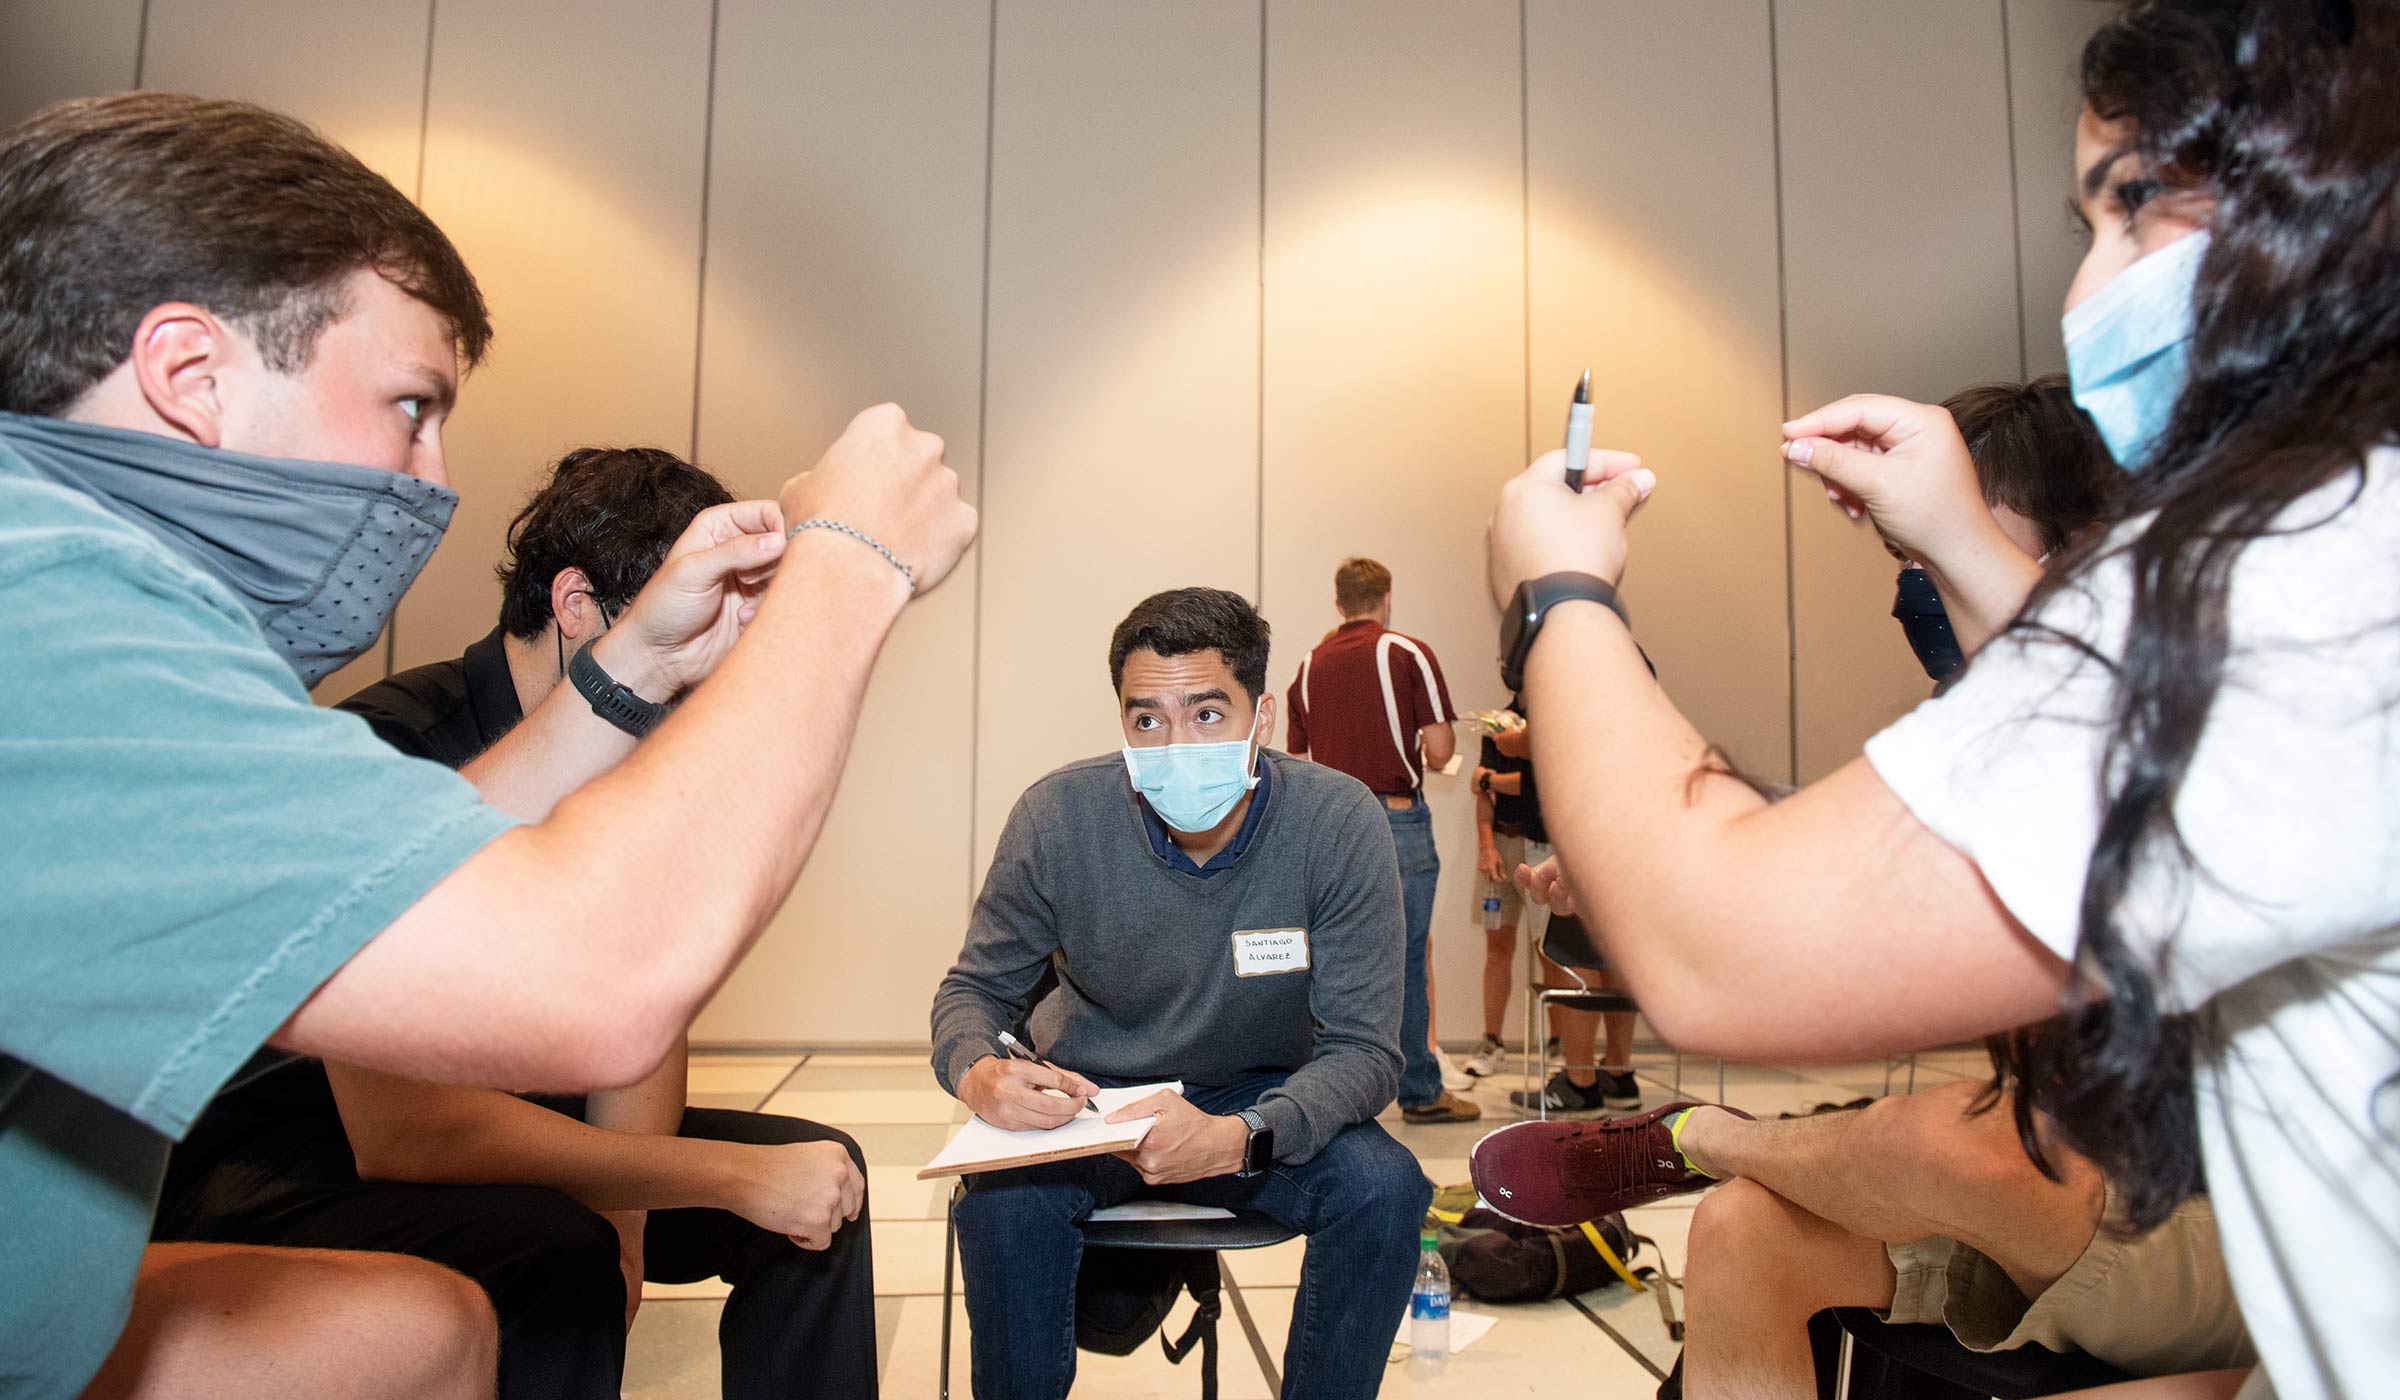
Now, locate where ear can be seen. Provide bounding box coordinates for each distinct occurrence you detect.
[127,303,239,448]
[1254,691,1278,744]
[550,567,597,642]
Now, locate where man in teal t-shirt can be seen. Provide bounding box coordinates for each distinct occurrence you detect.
[1,93,978,1399]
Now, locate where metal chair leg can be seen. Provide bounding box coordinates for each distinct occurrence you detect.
[1834,1327,1856,1400]
[940,1186,958,1399]
[1220,1256,1281,1395]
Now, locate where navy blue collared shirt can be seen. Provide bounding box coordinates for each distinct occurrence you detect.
[1136,760,1274,877]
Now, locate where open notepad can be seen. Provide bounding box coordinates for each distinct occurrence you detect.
[917,1082,1184,1180]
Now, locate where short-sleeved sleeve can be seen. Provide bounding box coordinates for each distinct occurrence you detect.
[1284,659,1312,753]
[1386,633,1454,732]
[0,511,521,1140]
[1864,452,2400,1011]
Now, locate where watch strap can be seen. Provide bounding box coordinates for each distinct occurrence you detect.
[568,639,669,738]
[1236,1107,1271,1176]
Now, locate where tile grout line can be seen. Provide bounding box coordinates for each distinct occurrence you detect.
[1568,1292,1671,1382]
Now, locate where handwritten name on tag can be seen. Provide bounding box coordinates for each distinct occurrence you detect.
[1231,927,1310,978]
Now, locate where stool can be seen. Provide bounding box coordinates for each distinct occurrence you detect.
[939,1184,1298,1399]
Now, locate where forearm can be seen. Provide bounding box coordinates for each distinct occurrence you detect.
[1487,772,1523,796]
[1474,791,1497,845]
[1523,603,2067,1058]
[334,1069,737,1214]
[456,677,639,822]
[1920,520,2044,655]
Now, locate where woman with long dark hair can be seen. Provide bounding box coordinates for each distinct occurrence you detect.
[1474,2,2397,1396]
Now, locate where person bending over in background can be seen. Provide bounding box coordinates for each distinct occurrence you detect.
[1284,557,1478,1124]
[1493,375,2252,1396]
[1477,4,2400,1394]
[157,447,877,1400]
[0,92,974,1400]
[932,587,1430,1400]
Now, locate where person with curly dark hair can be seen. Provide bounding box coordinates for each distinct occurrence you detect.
[156,447,881,1400]
[1474,3,2398,1396]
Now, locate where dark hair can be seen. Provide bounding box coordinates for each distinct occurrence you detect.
[0,92,491,416]
[1333,557,1392,616]
[496,447,734,640]
[1944,375,2120,553]
[1108,588,1273,701]
[1985,0,2400,1232]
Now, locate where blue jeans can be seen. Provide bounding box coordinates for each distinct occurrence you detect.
[952,1073,1433,1400]
[1385,799,1444,1108]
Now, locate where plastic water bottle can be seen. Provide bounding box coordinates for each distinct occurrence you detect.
[1480,893,1503,931]
[1409,1230,1451,1368]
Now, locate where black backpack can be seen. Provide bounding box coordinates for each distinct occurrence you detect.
[1436,1205,1649,1303]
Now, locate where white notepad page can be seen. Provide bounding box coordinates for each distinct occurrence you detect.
[918,1082,1184,1179]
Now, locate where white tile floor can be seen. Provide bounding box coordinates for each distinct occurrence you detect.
[624,1044,1974,1399]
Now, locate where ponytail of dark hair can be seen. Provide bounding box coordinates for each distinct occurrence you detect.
[1986,0,2400,1231]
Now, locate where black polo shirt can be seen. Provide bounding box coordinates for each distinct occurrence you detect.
[341,623,525,766]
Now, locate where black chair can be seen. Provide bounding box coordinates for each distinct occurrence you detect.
[1526,911,1724,1114]
[1826,1308,2135,1399]
[938,1184,1297,1399]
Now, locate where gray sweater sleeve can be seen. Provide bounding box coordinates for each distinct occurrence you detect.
[1247,791,1405,1163]
[930,792,1060,1096]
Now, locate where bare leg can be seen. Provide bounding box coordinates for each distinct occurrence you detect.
[1534,953,1601,1089]
[1596,967,1635,1072]
[1683,1178,1896,1400]
[1677,1081,2104,1297]
[1481,922,1516,1041]
[81,1243,497,1400]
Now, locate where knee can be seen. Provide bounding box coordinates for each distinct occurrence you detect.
[339,1254,498,1400]
[1485,925,1516,955]
[1689,1179,1811,1278]
[1319,1134,1434,1230]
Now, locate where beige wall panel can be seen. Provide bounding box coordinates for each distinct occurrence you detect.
[393,0,712,672]
[141,0,430,192]
[972,3,1262,878]
[2010,0,2111,379]
[141,0,437,703]
[1528,0,1786,779]
[1780,0,2023,781]
[689,0,990,1044]
[1260,0,1521,1051]
[0,0,141,126]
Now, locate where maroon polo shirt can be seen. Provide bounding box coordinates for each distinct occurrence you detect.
[1284,618,1456,796]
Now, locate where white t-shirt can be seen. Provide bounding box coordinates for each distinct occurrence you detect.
[1865,446,2400,1400]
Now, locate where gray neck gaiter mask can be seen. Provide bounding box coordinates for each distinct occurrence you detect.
[0,411,457,689]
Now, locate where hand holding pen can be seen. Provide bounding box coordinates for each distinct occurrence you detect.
[959,1031,1100,1131]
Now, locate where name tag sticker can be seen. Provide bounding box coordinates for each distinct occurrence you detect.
[1231,927,1310,978]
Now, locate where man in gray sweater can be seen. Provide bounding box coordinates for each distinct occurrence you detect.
[932,587,1432,1400]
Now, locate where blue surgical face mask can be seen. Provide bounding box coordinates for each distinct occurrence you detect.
[1892,566,1965,683]
[1122,708,1264,834]
[2062,231,2208,471]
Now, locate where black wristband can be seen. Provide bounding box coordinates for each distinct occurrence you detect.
[567,639,669,738]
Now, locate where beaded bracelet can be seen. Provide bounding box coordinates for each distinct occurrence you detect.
[785,518,915,593]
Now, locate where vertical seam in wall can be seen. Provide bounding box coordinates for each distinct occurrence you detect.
[1768,0,1797,787]
[2000,0,2031,382]
[969,0,997,894]
[1255,0,1268,606]
[1519,0,1531,470]
[689,0,722,462]
[132,0,152,86]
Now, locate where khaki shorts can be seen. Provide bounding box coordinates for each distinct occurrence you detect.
[1884,1185,2254,1376]
[1471,831,1550,927]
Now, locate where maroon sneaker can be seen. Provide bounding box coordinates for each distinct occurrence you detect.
[1468,1101,1750,1226]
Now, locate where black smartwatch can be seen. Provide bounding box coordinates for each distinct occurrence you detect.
[1499,572,1630,693]
[568,639,670,738]
[1235,1108,1273,1178]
